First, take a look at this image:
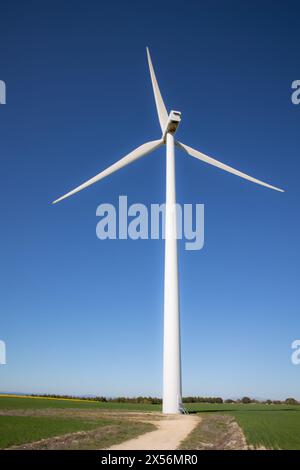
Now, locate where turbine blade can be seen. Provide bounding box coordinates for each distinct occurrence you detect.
[53,139,163,204]
[176,141,284,193]
[146,47,168,132]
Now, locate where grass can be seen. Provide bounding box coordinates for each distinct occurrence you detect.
[184,402,300,413]
[184,403,300,450]
[180,414,238,450]
[0,396,160,412]
[0,396,155,449]
[0,415,154,450]
[2,397,300,449]
[231,410,300,450]
[0,415,101,449]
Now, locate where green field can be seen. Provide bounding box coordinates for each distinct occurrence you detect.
[184,403,300,450]
[1,397,300,449]
[0,415,102,449]
[0,396,161,412]
[0,396,155,449]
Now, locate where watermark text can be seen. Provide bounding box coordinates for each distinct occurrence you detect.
[96,196,204,251]
[0,80,6,104]
[291,80,300,105]
[0,340,6,365]
[291,340,300,365]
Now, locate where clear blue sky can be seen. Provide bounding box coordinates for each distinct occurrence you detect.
[1,0,299,399]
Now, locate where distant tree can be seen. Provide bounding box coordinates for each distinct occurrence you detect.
[265,399,272,405]
[183,396,224,404]
[241,396,252,404]
[95,396,107,402]
[150,397,162,405]
[285,398,298,405]
[224,399,235,404]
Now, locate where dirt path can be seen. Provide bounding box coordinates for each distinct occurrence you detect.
[106,415,200,450]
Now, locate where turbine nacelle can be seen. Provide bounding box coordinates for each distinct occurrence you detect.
[162,110,181,141]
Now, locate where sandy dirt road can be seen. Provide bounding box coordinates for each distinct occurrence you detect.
[106,415,200,450]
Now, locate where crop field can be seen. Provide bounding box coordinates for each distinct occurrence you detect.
[0,396,155,449]
[0,396,161,412]
[1,396,300,450]
[232,409,300,450]
[0,415,102,449]
[184,403,300,450]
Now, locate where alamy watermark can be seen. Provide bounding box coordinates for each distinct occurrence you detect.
[96,196,204,251]
[0,340,6,365]
[291,80,300,105]
[291,340,300,365]
[0,80,6,104]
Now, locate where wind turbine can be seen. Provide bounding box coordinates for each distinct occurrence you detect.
[53,48,284,414]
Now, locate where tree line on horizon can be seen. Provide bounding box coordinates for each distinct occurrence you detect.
[29,394,299,405]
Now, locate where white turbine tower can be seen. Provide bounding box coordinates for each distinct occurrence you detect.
[53,48,284,414]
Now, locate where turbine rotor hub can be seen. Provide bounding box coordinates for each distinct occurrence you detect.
[162,110,181,141]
